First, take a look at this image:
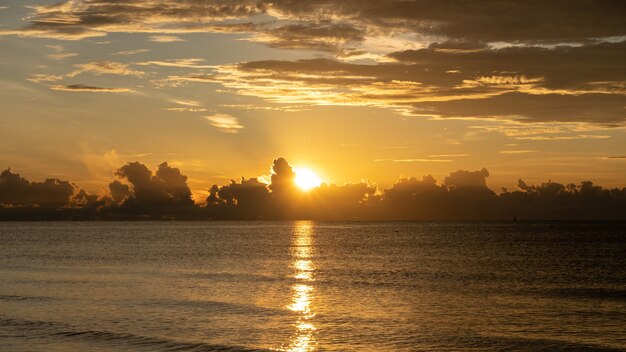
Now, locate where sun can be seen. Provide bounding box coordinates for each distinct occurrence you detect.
[294,167,322,191]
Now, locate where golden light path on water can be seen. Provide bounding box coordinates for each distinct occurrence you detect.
[286,221,317,352]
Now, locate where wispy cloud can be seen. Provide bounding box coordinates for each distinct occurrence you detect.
[428,154,470,158]
[171,99,202,106]
[27,74,65,83]
[165,99,207,112]
[166,107,208,112]
[150,35,185,42]
[47,52,78,60]
[470,121,619,141]
[111,49,150,56]
[136,59,213,68]
[516,135,611,141]
[500,150,537,154]
[220,104,307,112]
[45,44,78,60]
[69,61,145,77]
[204,114,243,133]
[373,158,453,163]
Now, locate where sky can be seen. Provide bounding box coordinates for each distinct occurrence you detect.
[0,0,625,199]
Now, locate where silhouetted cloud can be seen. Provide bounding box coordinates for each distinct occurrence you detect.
[444,168,490,189]
[207,177,272,219]
[110,162,194,214]
[108,180,131,204]
[0,168,78,207]
[1,158,625,220]
[269,158,297,195]
[49,84,132,92]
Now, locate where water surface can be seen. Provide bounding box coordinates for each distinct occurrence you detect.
[1,221,625,351]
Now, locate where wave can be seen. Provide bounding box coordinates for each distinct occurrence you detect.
[539,287,626,301]
[0,294,55,302]
[141,298,289,317]
[0,316,271,352]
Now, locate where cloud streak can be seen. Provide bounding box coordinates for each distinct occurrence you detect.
[150,35,186,43]
[136,59,213,68]
[49,84,132,92]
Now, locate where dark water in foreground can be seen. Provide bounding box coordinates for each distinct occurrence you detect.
[0,221,625,351]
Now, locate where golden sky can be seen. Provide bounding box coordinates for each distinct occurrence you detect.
[0,0,625,198]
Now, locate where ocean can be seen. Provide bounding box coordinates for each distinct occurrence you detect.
[1,221,625,351]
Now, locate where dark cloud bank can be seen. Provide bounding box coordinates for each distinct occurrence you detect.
[1,158,624,220]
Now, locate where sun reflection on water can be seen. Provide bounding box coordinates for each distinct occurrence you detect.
[286,221,317,352]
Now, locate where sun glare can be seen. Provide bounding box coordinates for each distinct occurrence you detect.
[294,167,322,191]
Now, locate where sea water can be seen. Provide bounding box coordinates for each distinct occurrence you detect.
[1,221,625,351]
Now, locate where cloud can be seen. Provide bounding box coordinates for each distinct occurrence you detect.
[3,1,624,127]
[111,49,150,56]
[0,27,107,40]
[49,84,132,92]
[204,40,626,125]
[500,150,537,154]
[111,162,194,210]
[468,121,619,141]
[172,99,202,106]
[428,154,469,158]
[0,0,623,69]
[266,1,626,43]
[27,74,65,83]
[0,168,79,207]
[269,157,297,195]
[44,44,78,60]
[165,99,208,112]
[0,1,264,40]
[2,1,624,49]
[150,35,186,42]
[47,52,79,60]
[166,107,208,112]
[606,156,626,159]
[204,114,244,133]
[69,61,145,77]
[220,104,307,112]
[108,180,131,204]
[250,23,365,53]
[136,59,213,68]
[29,61,143,91]
[373,158,453,163]
[2,0,626,125]
[516,134,611,141]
